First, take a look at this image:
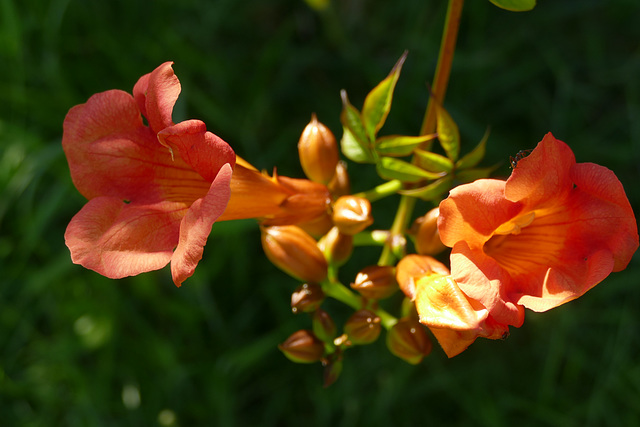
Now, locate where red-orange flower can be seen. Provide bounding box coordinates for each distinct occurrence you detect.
[438,133,638,327]
[63,62,235,287]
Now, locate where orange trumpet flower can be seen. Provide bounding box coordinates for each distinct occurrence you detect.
[63,62,235,287]
[438,133,638,327]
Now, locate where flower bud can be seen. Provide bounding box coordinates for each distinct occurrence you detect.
[411,207,447,255]
[332,196,374,235]
[298,114,339,184]
[279,330,325,363]
[328,161,350,199]
[317,226,353,267]
[344,309,381,345]
[291,283,325,314]
[386,318,432,365]
[322,352,343,387]
[350,265,398,300]
[261,225,328,283]
[312,308,337,342]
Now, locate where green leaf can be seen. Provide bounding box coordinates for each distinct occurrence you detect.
[488,0,536,12]
[435,104,460,162]
[399,176,454,201]
[361,51,407,140]
[341,127,375,164]
[340,90,374,163]
[376,133,437,157]
[455,165,499,183]
[376,157,445,183]
[413,149,454,173]
[455,128,490,170]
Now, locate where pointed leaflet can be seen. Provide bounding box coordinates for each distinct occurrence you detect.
[376,134,437,157]
[455,128,489,170]
[340,90,375,164]
[376,157,445,183]
[341,127,375,163]
[399,176,453,201]
[488,0,536,12]
[413,149,454,173]
[361,52,408,141]
[435,103,460,162]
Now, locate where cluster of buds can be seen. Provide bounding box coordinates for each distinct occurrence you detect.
[263,114,441,385]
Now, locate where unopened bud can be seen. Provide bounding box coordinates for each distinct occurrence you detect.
[322,352,343,387]
[291,283,325,314]
[332,196,374,235]
[328,161,350,199]
[299,212,334,238]
[344,309,381,345]
[386,318,433,365]
[279,330,325,363]
[351,265,398,300]
[312,308,337,342]
[317,226,353,267]
[261,225,328,283]
[411,207,446,255]
[298,114,339,184]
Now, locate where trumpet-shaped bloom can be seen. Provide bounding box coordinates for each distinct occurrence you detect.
[63,62,236,287]
[438,133,638,327]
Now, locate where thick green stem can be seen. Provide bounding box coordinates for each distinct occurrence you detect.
[377,195,416,266]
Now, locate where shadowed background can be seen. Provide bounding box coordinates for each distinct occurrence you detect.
[1,0,639,425]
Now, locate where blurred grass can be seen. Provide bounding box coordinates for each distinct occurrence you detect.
[1,0,640,425]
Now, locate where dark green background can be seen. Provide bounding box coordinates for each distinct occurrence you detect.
[2,0,639,425]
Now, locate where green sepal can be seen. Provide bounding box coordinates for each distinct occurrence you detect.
[376,133,437,157]
[362,52,407,141]
[399,175,454,201]
[376,157,445,183]
[435,104,460,162]
[455,165,499,183]
[340,90,375,163]
[455,128,490,170]
[488,0,536,12]
[413,148,454,173]
[341,127,376,164]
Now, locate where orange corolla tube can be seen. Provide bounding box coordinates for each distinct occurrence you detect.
[63,62,235,287]
[438,133,638,327]
[218,160,331,226]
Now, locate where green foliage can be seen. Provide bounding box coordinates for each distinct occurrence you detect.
[489,0,536,12]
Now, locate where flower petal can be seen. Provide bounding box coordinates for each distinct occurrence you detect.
[133,61,180,133]
[171,163,234,287]
[65,197,185,279]
[438,179,522,249]
[505,133,575,208]
[450,241,525,327]
[157,120,236,182]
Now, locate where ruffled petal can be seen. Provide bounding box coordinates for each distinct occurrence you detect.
[157,120,236,182]
[450,241,525,327]
[171,163,234,287]
[438,179,522,249]
[133,61,180,133]
[505,133,575,208]
[65,197,185,279]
